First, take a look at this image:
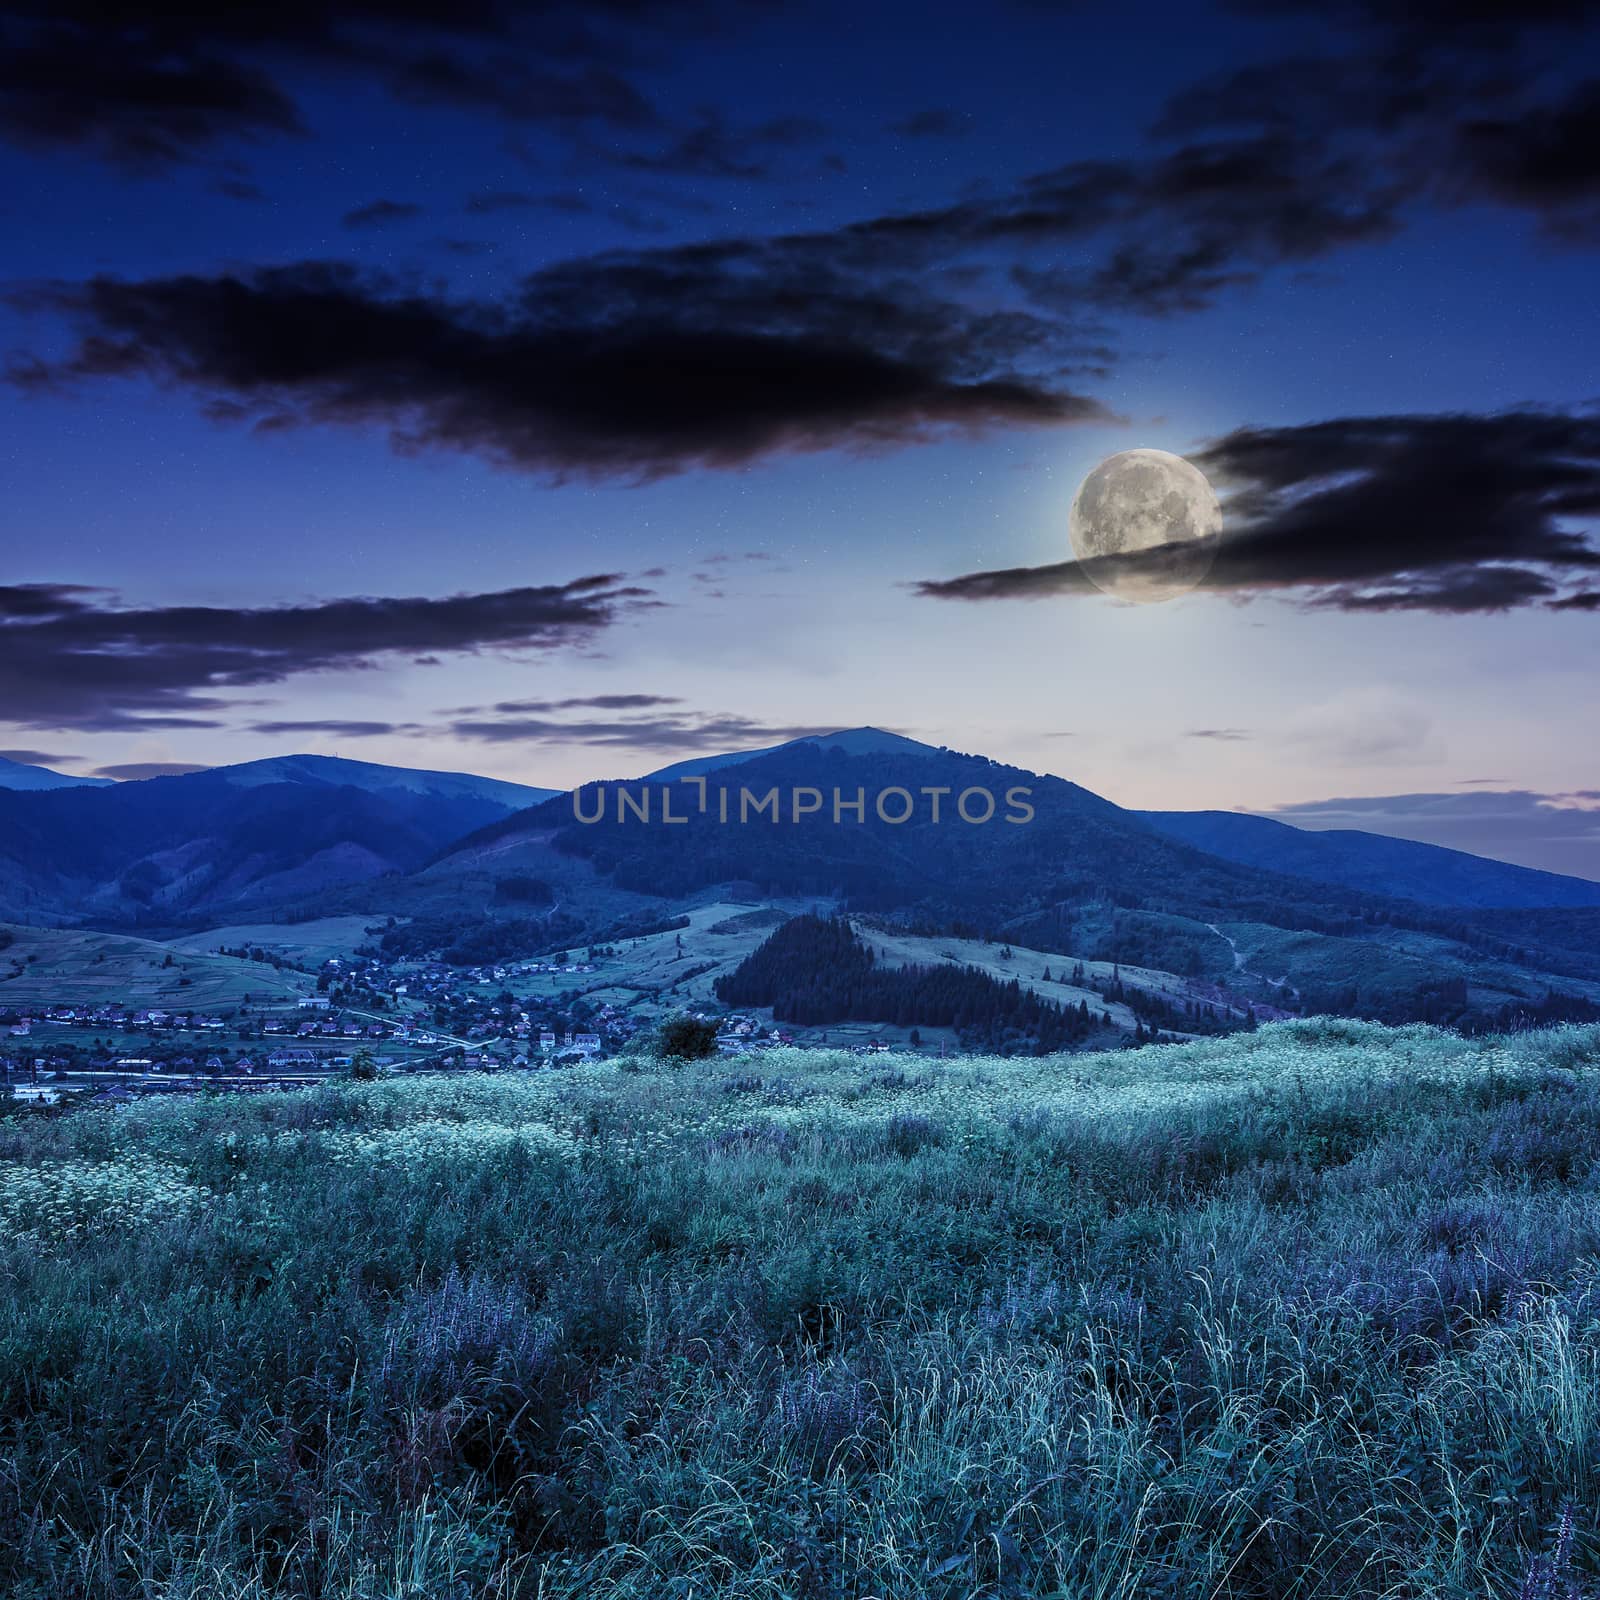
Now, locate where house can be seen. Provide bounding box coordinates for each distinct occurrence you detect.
[570,1033,602,1057]
[297,996,331,1010]
[10,1084,61,1105]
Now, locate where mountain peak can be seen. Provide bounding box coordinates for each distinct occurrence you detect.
[644,726,940,783]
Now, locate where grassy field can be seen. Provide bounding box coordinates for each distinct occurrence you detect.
[0,923,313,1009]
[162,916,386,967]
[2,1019,1599,1598]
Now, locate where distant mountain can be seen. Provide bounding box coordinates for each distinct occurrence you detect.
[1141,809,1600,910]
[0,755,552,926]
[0,755,112,791]
[397,731,1600,1023]
[7,732,1600,1028]
[214,753,556,810]
[429,734,1386,942]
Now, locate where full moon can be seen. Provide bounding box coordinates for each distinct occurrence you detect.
[1068,448,1222,603]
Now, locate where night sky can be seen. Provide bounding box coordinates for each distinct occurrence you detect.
[3,0,1599,875]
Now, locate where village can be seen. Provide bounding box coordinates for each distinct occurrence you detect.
[0,942,819,1106]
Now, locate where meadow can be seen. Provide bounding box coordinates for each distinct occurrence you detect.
[1,1019,1598,1598]
[0,924,312,1010]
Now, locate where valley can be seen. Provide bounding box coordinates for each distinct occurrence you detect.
[4,730,1600,1089]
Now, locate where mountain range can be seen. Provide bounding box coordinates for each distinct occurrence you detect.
[3,730,1599,1025]
[0,754,554,924]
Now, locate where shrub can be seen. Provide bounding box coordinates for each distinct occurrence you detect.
[654,1012,720,1060]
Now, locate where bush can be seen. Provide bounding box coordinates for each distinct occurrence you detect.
[654,1012,720,1060]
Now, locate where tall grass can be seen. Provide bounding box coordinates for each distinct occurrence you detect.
[1,1018,1598,1597]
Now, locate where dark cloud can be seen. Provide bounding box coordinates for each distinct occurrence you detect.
[795,129,1412,318]
[1187,728,1252,741]
[0,575,648,732]
[0,747,79,767]
[0,0,754,169]
[0,26,301,170]
[891,109,975,139]
[15,259,1111,480]
[1456,79,1600,238]
[93,762,212,781]
[1161,12,1600,243]
[447,710,844,750]
[915,408,1600,614]
[248,720,420,738]
[463,694,684,715]
[342,197,423,229]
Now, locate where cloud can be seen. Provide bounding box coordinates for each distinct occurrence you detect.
[915,407,1600,613]
[1267,787,1600,880]
[0,747,78,767]
[248,720,420,738]
[447,710,843,750]
[16,259,1112,480]
[1186,728,1252,741]
[0,26,301,170]
[1161,10,1600,243]
[456,694,685,716]
[0,1,755,169]
[342,198,423,229]
[92,762,212,781]
[0,575,648,732]
[1457,79,1600,239]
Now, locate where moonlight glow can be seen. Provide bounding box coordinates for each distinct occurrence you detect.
[1069,448,1222,603]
